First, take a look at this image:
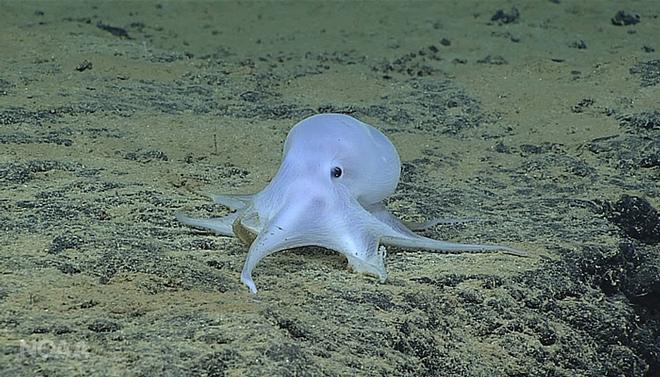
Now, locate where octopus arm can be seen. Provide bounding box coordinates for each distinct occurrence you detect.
[209,193,254,210]
[365,203,527,257]
[175,211,239,237]
[381,233,528,257]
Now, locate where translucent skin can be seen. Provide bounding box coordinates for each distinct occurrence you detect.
[281,114,401,206]
[176,113,526,293]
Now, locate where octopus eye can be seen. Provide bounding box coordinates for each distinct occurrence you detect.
[331,166,342,178]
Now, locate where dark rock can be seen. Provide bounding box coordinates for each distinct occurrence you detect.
[491,7,520,24]
[48,233,85,254]
[611,10,641,26]
[630,60,660,87]
[88,319,121,332]
[600,195,660,244]
[96,22,131,39]
[477,55,508,65]
[569,40,588,49]
[571,98,594,113]
[75,60,93,72]
[618,110,660,131]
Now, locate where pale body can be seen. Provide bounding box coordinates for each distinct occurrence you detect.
[177,113,524,293]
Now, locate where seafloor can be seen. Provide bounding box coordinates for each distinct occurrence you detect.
[1,1,658,376]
